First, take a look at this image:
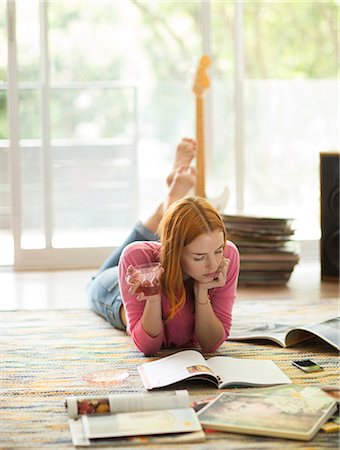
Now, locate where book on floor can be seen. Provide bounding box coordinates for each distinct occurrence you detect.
[65,389,205,447]
[228,316,340,351]
[197,384,337,441]
[138,349,291,390]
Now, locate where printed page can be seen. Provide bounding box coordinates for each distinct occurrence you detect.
[138,350,216,390]
[228,322,288,346]
[69,419,89,446]
[82,408,202,439]
[207,356,292,388]
[285,317,340,350]
[66,390,189,418]
[107,390,189,414]
[69,418,206,446]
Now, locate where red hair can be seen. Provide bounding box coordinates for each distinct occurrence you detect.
[158,196,226,320]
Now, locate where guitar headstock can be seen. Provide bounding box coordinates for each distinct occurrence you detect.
[192,55,211,97]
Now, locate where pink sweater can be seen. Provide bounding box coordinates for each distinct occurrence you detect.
[118,240,240,355]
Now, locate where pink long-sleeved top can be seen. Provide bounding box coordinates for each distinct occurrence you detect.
[118,240,240,355]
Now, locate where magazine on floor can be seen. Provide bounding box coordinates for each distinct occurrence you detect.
[227,316,340,350]
[197,384,337,441]
[65,390,205,446]
[138,349,291,390]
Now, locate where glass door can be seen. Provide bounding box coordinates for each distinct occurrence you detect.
[7,0,139,269]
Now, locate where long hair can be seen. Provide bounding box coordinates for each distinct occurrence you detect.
[158,196,227,321]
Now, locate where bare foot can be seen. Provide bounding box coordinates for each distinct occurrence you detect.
[166,138,196,187]
[163,165,196,213]
[142,164,196,235]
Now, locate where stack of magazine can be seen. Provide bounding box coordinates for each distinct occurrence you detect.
[222,214,299,285]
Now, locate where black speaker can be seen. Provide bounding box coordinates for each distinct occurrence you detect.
[320,152,339,281]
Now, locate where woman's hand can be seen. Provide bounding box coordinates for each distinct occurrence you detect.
[126,265,164,340]
[193,258,230,299]
[208,257,229,289]
[125,265,141,295]
[125,265,163,302]
[193,258,229,350]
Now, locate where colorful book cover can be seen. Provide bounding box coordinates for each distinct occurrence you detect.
[198,384,337,441]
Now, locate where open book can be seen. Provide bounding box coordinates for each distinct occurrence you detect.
[197,384,337,441]
[228,316,339,350]
[65,390,205,446]
[138,350,291,390]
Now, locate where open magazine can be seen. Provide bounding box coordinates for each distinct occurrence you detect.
[65,390,205,446]
[138,350,291,390]
[227,317,339,350]
[197,384,337,441]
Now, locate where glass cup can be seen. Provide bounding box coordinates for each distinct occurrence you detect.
[133,262,162,296]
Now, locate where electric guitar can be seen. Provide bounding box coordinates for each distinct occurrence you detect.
[192,55,228,211]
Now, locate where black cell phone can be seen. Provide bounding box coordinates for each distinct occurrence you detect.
[292,359,323,373]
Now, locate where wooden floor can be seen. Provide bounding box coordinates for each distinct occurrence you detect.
[0,261,338,311]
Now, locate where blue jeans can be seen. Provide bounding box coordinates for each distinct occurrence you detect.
[87,222,159,330]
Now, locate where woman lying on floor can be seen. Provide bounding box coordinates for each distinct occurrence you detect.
[87,138,240,355]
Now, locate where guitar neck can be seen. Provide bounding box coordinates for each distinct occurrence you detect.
[195,96,206,198]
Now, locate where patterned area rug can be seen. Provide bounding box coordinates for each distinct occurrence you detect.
[1,298,339,449]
